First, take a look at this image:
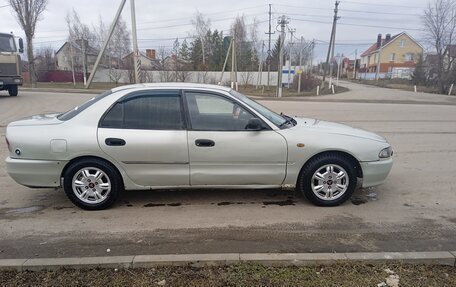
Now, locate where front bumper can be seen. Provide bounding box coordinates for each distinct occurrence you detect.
[5,157,66,188]
[0,76,23,88]
[360,157,393,188]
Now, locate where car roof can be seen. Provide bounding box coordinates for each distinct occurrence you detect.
[110,82,233,94]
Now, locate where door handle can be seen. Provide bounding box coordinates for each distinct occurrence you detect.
[105,138,126,146]
[195,139,215,147]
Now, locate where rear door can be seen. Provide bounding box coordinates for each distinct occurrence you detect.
[97,90,189,187]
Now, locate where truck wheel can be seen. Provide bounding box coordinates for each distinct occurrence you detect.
[8,86,18,97]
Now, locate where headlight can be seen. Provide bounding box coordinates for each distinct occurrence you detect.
[379,146,393,159]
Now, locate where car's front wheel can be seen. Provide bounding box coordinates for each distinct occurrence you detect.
[63,159,122,210]
[298,154,357,206]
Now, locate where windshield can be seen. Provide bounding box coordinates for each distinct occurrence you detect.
[230,90,287,127]
[0,34,16,52]
[57,90,112,121]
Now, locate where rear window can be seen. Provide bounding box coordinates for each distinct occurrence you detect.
[58,90,112,121]
[99,92,185,130]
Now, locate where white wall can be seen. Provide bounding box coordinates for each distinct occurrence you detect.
[92,68,280,86]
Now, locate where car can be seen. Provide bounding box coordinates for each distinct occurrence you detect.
[5,83,393,210]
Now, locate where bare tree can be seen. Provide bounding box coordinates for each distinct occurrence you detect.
[156,46,173,82]
[34,45,54,80]
[423,0,456,93]
[9,0,48,87]
[66,9,97,77]
[191,11,210,67]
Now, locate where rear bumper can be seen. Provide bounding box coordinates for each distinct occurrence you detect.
[360,157,393,188]
[0,76,23,88]
[5,157,66,188]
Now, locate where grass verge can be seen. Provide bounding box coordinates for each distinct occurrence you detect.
[1,263,455,286]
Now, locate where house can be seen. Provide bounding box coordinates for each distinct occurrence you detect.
[359,32,423,79]
[122,49,160,70]
[55,39,99,74]
[443,44,456,70]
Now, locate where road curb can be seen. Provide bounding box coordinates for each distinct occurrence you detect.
[1,252,455,271]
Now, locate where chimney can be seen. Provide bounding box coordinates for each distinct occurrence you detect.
[146,49,156,60]
[386,34,391,42]
[377,34,382,48]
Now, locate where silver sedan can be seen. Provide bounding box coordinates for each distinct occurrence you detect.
[5,83,393,210]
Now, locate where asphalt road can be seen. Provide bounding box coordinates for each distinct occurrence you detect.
[0,85,456,259]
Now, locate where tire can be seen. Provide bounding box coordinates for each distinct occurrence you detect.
[8,86,18,97]
[63,159,122,210]
[298,153,357,207]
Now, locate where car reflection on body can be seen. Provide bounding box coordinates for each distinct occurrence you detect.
[5,83,393,210]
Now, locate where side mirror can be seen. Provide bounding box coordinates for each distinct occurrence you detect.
[246,118,263,131]
[18,38,24,53]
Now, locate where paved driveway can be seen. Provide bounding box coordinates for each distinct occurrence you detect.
[0,86,455,259]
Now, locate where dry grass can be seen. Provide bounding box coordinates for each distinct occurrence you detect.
[238,85,349,98]
[1,263,455,287]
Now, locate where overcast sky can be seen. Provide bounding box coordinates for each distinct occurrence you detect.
[0,0,430,61]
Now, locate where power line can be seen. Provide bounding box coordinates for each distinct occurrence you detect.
[341,0,425,9]
[137,4,266,25]
[291,18,422,31]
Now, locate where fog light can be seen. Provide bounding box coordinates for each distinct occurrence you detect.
[14,79,21,83]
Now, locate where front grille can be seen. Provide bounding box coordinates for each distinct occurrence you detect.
[0,63,18,76]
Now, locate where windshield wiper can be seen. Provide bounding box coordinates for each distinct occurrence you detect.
[279,113,297,128]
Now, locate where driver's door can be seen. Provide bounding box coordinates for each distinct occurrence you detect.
[185,91,288,186]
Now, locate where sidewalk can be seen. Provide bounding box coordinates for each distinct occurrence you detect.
[20,81,456,105]
[1,252,455,271]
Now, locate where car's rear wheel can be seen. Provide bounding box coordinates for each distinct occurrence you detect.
[63,159,122,210]
[298,153,357,206]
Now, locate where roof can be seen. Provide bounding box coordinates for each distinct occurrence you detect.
[360,32,423,57]
[55,41,99,56]
[110,82,233,93]
[360,33,401,57]
[122,51,157,61]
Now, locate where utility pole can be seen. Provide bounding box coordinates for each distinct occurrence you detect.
[131,0,141,84]
[298,36,303,94]
[265,3,274,90]
[287,28,295,89]
[86,0,126,88]
[310,39,315,72]
[277,15,289,97]
[353,49,357,79]
[219,37,233,85]
[81,38,87,86]
[375,44,382,81]
[322,1,340,88]
[256,41,265,89]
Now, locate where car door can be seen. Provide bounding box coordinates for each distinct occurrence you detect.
[184,91,288,186]
[97,90,189,187]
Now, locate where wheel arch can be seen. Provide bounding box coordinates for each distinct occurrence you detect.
[298,150,363,182]
[60,155,124,186]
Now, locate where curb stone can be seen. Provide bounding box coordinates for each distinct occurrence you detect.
[0,252,455,271]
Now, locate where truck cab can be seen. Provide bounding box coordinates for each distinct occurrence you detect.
[0,32,24,97]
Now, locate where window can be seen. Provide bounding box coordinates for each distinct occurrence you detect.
[100,93,184,130]
[0,34,16,52]
[405,53,414,61]
[185,92,256,131]
[58,90,112,121]
[389,53,395,61]
[399,40,405,47]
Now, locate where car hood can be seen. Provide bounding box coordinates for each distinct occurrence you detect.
[291,117,387,143]
[8,113,63,127]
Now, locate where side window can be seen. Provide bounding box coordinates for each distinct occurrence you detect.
[100,94,184,130]
[185,92,256,131]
